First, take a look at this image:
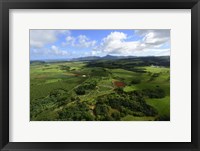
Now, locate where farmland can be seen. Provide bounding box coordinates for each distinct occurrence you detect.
[30,56,170,121]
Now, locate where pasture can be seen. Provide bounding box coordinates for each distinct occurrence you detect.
[30,57,170,121]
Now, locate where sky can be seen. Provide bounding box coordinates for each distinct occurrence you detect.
[30,29,170,60]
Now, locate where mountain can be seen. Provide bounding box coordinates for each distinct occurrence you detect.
[71,55,137,61]
[103,55,119,59]
[71,56,101,61]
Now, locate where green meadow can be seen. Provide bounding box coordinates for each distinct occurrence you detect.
[30,56,170,121]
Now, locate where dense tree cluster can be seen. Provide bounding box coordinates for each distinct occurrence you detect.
[131,78,141,84]
[30,89,70,120]
[59,65,70,71]
[31,85,167,121]
[90,67,110,77]
[39,86,165,121]
[140,88,166,98]
[58,102,95,121]
[75,79,98,95]
[96,91,158,117]
[31,69,167,121]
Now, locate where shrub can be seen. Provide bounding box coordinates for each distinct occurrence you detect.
[131,78,141,84]
[75,87,86,95]
[142,88,166,98]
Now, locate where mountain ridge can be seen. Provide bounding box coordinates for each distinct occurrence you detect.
[71,55,137,61]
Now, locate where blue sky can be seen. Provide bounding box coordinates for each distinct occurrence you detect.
[30,29,170,60]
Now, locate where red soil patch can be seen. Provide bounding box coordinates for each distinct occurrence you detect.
[114,81,126,87]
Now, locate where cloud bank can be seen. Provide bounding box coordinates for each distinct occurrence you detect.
[92,30,170,56]
[30,30,70,48]
[30,29,170,60]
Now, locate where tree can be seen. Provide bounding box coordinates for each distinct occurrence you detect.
[131,78,141,84]
[94,103,109,116]
[111,112,121,120]
[75,86,86,95]
[142,88,166,98]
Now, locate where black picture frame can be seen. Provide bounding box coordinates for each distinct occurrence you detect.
[0,0,200,150]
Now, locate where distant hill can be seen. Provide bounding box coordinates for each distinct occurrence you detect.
[86,55,170,69]
[71,55,137,61]
[72,56,101,61]
[30,60,45,65]
[30,55,170,63]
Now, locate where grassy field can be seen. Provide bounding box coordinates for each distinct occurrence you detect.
[146,96,170,120]
[30,57,170,121]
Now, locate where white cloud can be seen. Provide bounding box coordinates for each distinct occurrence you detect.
[92,30,170,56]
[65,35,96,48]
[137,29,170,46]
[132,48,170,56]
[95,31,140,55]
[30,30,70,48]
[31,30,170,58]
[31,45,68,57]
[65,36,76,46]
[77,35,96,48]
[50,45,68,56]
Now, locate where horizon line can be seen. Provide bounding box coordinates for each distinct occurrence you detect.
[30,55,170,61]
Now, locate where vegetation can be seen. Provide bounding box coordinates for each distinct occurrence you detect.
[30,56,170,121]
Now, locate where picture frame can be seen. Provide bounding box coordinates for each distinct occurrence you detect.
[0,0,200,150]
